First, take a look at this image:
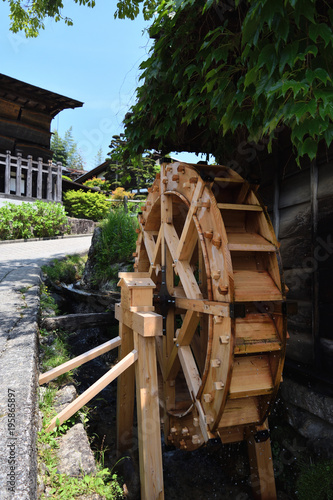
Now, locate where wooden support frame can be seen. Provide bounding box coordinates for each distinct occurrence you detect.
[247,421,277,500]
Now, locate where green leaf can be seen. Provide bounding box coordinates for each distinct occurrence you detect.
[312,68,331,85]
[244,67,258,89]
[242,16,259,46]
[257,43,277,76]
[279,41,299,73]
[324,126,333,148]
[300,137,317,160]
[309,23,333,47]
[281,80,306,98]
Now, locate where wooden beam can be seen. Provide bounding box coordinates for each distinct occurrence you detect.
[115,304,162,337]
[39,336,121,385]
[175,297,229,317]
[247,423,277,500]
[41,312,114,333]
[134,330,164,499]
[218,203,262,211]
[46,349,138,432]
[178,345,201,399]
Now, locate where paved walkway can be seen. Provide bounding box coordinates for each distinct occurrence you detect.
[0,235,92,499]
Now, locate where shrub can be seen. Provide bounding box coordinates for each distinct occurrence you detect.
[0,201,70,240]
[93,209,138,284]
[63,189,111,221]
[83,177,112,192]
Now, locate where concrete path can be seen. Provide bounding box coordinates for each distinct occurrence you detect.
[0,235,92,499]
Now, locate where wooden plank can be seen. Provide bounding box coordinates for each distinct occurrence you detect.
[218,397,260,428]
[46,350,138,432]
[247,424,277,500]
[39,336,121,385]
[235,316,281,354]
[234,270,282,302]
[41,312,114,333]
[175,297,229,317]
[134,331,164,500]
[218,203,262,212]
[229,355,274,399]
[227,233,276,252]
[214,177,244,184]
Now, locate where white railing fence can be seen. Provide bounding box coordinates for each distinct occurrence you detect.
[0,151,62,202]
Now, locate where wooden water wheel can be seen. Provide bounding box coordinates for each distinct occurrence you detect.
[133,160,287,455]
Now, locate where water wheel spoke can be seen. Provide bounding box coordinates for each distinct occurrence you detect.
[177,211,198,262]
[165,310,200,381]
[164,222,202,300]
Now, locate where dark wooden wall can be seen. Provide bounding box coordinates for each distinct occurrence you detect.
[235,132,333,384]
[0,97,52,160]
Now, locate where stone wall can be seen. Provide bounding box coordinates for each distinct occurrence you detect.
[67,217,97,235]
[281,378,333,458]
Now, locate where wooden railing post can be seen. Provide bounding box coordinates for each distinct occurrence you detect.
[47,160,53,201]
[56,162,62,202]
[5,150,11,195]
[27,155,33,198]
[16,152,22,196]
[37,157,43,199]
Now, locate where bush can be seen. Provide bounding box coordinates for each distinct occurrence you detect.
[83,177,112,192]
[63,189,111,221]
[0,201,70,240]
[93,210,138,284]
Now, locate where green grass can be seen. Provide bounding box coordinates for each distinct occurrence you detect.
[92,209,138,285]
[41,253,87,284]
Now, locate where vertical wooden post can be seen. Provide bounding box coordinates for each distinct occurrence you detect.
[117,320,135,452]
[56,162,62,202]
[116,273,164,499]
[134,328,164,500]
[47,160,53,200]
[27,155,33,198]
[37,157,43,199]
[16,153,22,196]
[5,150,11,195]
[247,422,277,500]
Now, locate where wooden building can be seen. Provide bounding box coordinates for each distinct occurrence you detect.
[237,131,333,387]
[0,74,83,204]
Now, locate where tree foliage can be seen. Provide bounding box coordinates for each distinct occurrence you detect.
[123,0,333,164]
[3,0,157,37]
[105,134,158,193]
[51,127,85,169]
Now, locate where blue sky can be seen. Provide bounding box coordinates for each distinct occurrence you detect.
[0,2,199,171]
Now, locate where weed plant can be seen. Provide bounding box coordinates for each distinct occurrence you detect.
[93,209,138,284]
[296,460,333,500]
[0,201,70,240]
[41,254,87,284]
[38,282,124,499]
